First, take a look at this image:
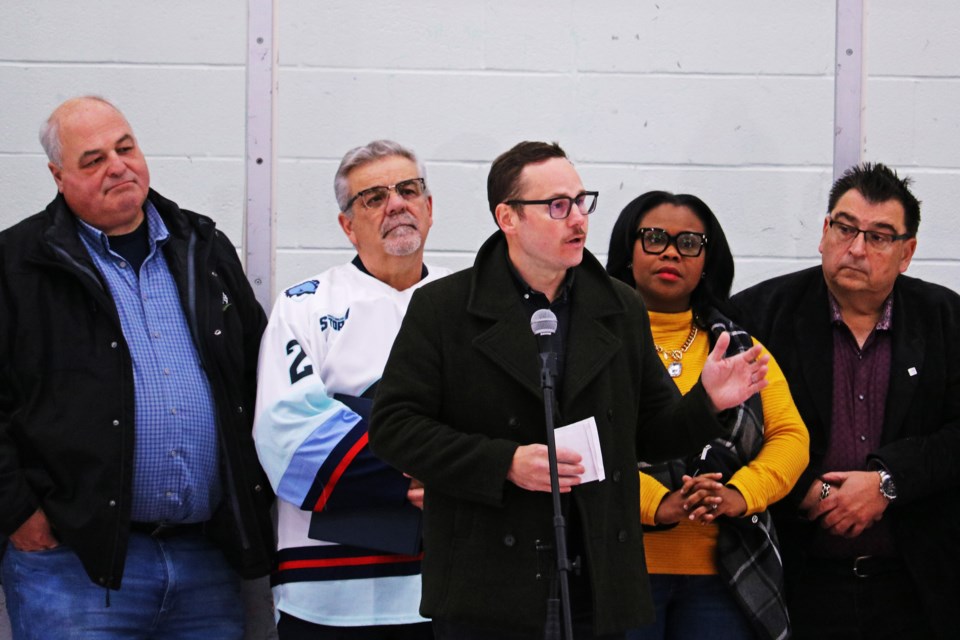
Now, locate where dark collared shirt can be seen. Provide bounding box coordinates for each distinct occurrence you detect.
[505,249,593,611]
[505,253,574,399]
[811,292,896,557]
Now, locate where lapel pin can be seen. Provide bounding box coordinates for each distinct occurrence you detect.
[907,367,918,377]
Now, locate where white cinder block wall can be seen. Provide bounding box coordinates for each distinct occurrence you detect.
[2,1,959,638]
[3,2,960,298]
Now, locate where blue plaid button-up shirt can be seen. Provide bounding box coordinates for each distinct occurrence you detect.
[77,202,221,523]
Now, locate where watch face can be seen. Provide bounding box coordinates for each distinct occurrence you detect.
[881,473,897,499]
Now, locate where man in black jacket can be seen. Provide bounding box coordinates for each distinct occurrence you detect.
[0,96,273,639]
[732,163,959,639]
[370,141,770,639]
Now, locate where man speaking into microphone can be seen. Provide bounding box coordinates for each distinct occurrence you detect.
[369,141,767,639]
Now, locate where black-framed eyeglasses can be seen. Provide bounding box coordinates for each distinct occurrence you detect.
[345,178,427,211]
[505,191,599,220]
[827,218,912,250]
[636,227,708,257]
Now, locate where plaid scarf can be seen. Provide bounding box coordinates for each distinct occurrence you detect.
[641,307,790,640]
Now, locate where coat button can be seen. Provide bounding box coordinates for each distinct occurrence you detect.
[507,417,519,429]
[751,515,759,524]
[612,470,621,483]
[110,341,118,349]
[112,419,120,427]
[254,484,263,493]
[213,329,222,336]
[108,499,117,507]
[617,530,628,543]
[237,406,244,414]
[503,534,516,547]
[211,271,218,277]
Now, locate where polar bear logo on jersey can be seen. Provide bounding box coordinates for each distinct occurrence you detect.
[285,280,320,297]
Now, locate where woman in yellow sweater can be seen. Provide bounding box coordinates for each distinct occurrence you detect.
[606,191,809,640]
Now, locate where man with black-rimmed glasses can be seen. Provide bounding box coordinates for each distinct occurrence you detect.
[370,140,768,639]
[732,162,959,639]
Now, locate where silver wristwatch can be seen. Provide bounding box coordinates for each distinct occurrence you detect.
[878,469,898,501]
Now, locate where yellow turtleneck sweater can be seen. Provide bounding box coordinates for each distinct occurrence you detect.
[640,309,809,575]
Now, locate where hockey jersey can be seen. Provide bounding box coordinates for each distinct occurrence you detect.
[253,259,451,626]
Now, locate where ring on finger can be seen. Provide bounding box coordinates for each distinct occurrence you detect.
[820,481,831,501]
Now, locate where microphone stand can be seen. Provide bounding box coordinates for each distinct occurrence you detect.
[539,348,574,640]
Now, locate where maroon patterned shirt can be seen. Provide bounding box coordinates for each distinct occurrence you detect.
[810,292,897,558]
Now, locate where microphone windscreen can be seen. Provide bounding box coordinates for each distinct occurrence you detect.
[530,308,558,337]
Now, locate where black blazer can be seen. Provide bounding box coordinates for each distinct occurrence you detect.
[732,266,960,637]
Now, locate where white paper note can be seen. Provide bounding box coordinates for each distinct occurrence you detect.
[555,416,605,483]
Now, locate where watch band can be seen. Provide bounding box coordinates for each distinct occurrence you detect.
[878,469,897,501]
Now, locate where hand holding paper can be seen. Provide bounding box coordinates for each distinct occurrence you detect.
[555,416,605,484]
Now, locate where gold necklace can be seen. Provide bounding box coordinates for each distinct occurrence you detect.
[655,323,698,378]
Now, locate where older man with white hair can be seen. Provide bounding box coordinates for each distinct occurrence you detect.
[254,140,449,639]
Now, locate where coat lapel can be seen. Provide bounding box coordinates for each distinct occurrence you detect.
[883,279,924,442]
[793,274,835,443]
[465,233,626,406]
[467,232,544,401]
[472,304,544,401]
[563,265,624,404]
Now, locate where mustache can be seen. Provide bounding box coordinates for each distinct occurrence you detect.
[380,212,419,235]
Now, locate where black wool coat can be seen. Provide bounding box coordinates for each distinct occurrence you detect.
[370,231,729,635]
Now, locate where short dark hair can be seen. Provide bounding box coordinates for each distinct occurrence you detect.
[486,141,567,221]
[828,162,921,237]
[606,191,735,318]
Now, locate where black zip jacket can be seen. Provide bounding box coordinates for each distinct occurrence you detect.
[0,189,274,588]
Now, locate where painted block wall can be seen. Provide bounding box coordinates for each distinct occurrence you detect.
[1,2,959,638]
[3,2,959,297]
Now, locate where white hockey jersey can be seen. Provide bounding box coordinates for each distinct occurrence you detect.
[253,259,451,626]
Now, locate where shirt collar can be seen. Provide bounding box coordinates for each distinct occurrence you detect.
[504,245,575,305]
[828,290,894,331]
[351,254,429,280]
[76,200,170,256]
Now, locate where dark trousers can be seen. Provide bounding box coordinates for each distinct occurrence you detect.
[277,612,433,640]
[785,557,934,640]
[432,614,625,640]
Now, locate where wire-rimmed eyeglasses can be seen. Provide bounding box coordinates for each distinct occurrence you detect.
[345,178,427,211]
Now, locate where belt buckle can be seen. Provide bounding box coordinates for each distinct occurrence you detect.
[852,555,872,578]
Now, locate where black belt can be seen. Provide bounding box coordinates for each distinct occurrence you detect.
[130,521,204,539]
[807,555,905,579]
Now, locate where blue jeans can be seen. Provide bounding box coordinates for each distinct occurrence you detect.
[1,532,244,640]
[626,574,755,640]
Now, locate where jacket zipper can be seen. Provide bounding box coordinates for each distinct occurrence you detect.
[48,241,130,589]
[185,229,251,551]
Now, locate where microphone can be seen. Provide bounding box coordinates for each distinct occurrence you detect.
[530,307,573,639]
[531,309,558,383]
[530,308,558,356]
